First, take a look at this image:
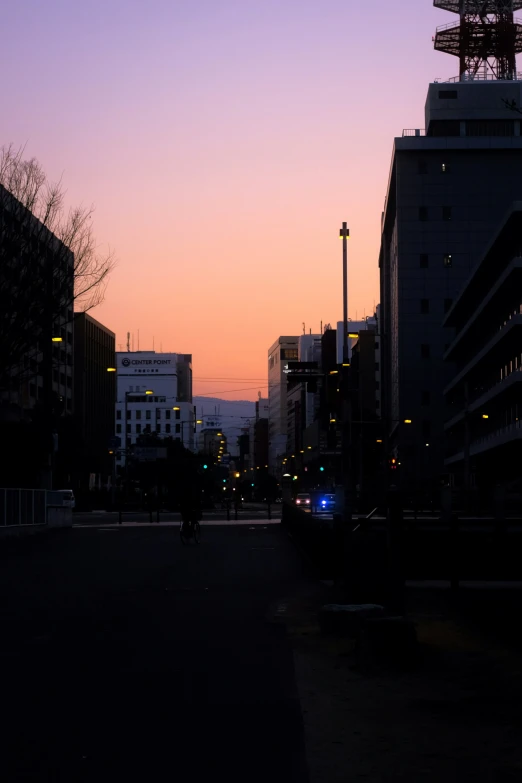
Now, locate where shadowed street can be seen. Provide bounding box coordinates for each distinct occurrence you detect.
[0,523,309,782]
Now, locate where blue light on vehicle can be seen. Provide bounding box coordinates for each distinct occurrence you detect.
[321,500,326,506]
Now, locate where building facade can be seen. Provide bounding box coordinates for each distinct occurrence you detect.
[0,183,74,488]
[74,313,116,489]
[444,202,522,505]
[379,79,522,490]
[115,351,194,467]
[268,336,298,473]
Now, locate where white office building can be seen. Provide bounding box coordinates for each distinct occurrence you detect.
[268,336,298,473]
[115,351,194,465]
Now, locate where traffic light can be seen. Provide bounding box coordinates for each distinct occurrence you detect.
[251,483,254,487]
[203,464,208,470]
[319,466,325,472]
[389,457,398,471]
[222,478,227,483]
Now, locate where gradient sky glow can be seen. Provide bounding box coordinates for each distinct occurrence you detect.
[3,0,458,399]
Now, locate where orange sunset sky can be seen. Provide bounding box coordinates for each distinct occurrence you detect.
[3,1,458,400]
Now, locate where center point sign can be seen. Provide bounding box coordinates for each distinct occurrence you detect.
[117,352,179,374]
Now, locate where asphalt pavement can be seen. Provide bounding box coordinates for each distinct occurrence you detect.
[0,522,309,782]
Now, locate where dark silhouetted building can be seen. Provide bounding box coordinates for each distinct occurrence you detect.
[74,313,116,490]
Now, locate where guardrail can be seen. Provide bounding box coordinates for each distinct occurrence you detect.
[0,488,73,532]
[0,488,47,528]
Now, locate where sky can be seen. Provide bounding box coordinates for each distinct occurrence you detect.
[2,0,454,400]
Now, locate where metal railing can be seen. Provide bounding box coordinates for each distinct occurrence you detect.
[0,489,47,527]
[445,71,522,82]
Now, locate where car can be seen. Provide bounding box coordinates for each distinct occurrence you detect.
[295,493,311,507]
[57,489,75,509]
[319,494,336,511]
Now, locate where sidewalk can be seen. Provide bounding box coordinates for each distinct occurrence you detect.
[273,581,522,782]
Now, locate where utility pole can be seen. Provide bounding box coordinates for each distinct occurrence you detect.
[339,222,353,592]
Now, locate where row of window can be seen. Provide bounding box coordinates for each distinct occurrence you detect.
[116,423,181,435]
[116,408,181,420]
[420,253,453,268]
[418,206,452,221]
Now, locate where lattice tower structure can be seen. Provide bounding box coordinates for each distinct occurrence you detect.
[434,1,522,80]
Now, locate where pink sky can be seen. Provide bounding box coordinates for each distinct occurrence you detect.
[3,0,458,400]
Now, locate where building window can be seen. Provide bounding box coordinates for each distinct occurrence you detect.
[60,372,66,386]
[136,424,141,434]
[136,410,141,420]
[421,344,430,359]
[281,348,298,360]
[145,424,151,433]
[443,254,453,267]
[53,369,59,382]
[127,424,131,434]
[420,254,428,268]
[439,89,457,99]
[175,409,181,420]
[442,206,452,221]
[156,424,161,433]
[66,399,71,411]
[117,410,121,420]
[165,423,171,434]
[156,408,161,419]
[116,424,122,434]
[146,410,151,420]
[420,299,429,314]
[126,409,131,420]
[421,390,430,406]
[444,298,453,313]
[419,207,428,221]
[176,424,181,434]
[66,376,72,389]
[375,362,380,371]
[165,410,171,419]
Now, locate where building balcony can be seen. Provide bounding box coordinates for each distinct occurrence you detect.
[445,419,522,466]
[445,371,522,431]
[444,259,522,361]
[444,315,522,395]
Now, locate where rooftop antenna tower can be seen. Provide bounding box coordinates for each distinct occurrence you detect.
[127,332,130,352]
[434,1,522,81]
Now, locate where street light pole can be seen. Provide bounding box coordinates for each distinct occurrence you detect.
[340,221,350,365]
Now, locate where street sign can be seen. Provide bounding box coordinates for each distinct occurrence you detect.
[109,436,122,449]
[133,447,167,461]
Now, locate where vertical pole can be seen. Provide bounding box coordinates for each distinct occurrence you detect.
[342,222,349,366]
[124,391,129,503]
[339,222,352,591]
[463,380,470,514]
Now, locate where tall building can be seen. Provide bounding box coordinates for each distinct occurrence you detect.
[444,202,522,502]
[115,351,194,467]
[379,10,522,489]
[0,184,74,488]
[74,313,116,489]
[268,336,298,473]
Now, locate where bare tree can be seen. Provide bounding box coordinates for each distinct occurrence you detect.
[0,144,116,390]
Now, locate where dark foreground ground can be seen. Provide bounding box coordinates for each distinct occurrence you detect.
[0,523,309,782]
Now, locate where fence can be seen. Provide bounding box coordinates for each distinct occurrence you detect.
[0,488,47,528]
[0,488,72,532]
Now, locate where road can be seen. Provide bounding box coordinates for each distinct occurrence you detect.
[0,521,309,782]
